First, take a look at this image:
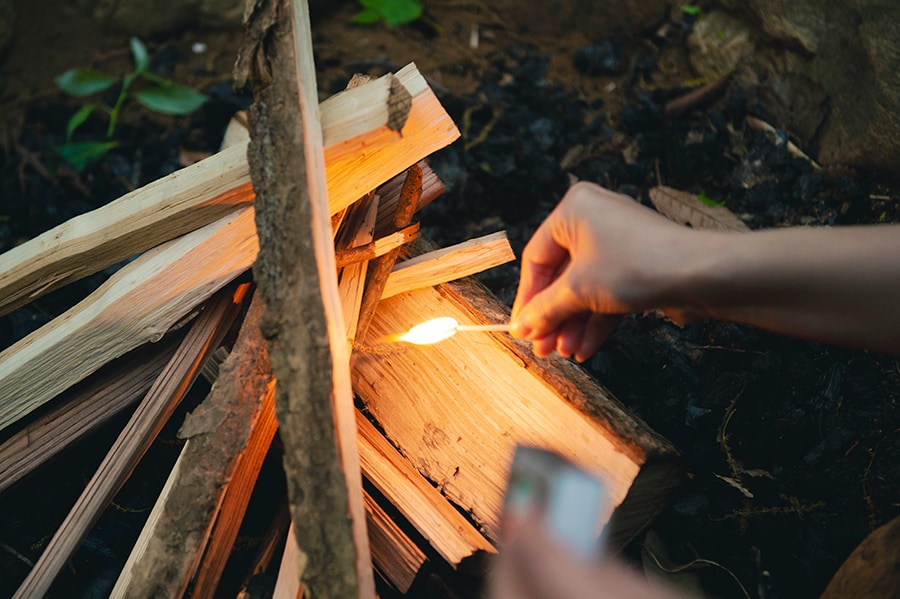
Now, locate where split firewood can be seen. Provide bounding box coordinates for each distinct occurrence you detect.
[242,0,374,595]
[339,196,379,342]
[352,275,681,549]
[364,491,428,594]
[0,219,512,435]
[0,145,252,318]
[320,64,459,213]
[335,222,421,268]
[0,61,458,318]
[111,293,277,598]
[355,164,424,343]
[0,207,259,432]
[373,161,446,238]
[12,283,247,599]
[273,525,302,599]
[0,335,180,494]
[356,410,495,566]
[649,185,750,232]
[381,231,516,300]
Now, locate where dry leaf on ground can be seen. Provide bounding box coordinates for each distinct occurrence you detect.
[649,185,750,231]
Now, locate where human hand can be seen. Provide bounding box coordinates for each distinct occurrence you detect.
[488,518,690,599]
[510,182,692,361]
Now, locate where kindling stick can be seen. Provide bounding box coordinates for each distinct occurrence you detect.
[354,163,423,343]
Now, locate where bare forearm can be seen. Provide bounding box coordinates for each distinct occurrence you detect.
[671,225,900,354]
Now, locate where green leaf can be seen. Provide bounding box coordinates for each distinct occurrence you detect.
[697,190,726,207]
[65,103,101,140]
[352,8,382,24]
[55,69,117,97]
[680,4,701,16]
[130,37,150,72]
[56,140,118,172]
[133,84,207,115]
[356,0,423,26]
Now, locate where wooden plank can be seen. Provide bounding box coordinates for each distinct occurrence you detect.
[244,0,373,595]
[0,64,457,317]
[352,276,681,549]
[0,221,511,437]
[321,63,459,215]
[382,232,516,300]
[0,145,252,317]
[0,206,259,432]
[356,410,495,566]
[12,283,247,598]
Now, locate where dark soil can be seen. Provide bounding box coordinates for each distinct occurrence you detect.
[1,2,898,598]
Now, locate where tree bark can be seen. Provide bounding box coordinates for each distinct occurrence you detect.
[240,0,373,596]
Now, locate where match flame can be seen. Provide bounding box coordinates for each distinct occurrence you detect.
[398,317,460,345]
[381,317,512,345]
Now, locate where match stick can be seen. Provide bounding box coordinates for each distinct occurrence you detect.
[454,324,511,332]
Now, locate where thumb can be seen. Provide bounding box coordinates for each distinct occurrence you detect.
[513,274,585,340]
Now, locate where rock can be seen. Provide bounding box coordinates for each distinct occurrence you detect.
[732,63,828,147]
[815,1,900,173]
[720,0,823,54]
[574,39,624,76]
[686,10,755,77]
[820,515,900,599]
[714,0,900,176]
[0,0,14,58]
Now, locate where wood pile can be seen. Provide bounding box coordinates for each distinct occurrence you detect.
[0,1,680,597]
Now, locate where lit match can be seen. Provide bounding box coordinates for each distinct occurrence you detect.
[386,317,511,345]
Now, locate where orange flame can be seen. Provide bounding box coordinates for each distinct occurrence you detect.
[397,317,460,345]
[382,317,511,345]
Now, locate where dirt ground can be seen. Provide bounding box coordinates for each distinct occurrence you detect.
[0,1,898,598]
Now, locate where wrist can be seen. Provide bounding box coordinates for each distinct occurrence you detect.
[649,228,730,317]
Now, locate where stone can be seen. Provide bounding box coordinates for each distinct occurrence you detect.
[715,0,900,175]
[720,0,823,54]
[686,9,755,78]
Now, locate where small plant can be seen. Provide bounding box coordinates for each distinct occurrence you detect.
[353,0,423,27]
[55,37,208,171]
[680,4,701,16]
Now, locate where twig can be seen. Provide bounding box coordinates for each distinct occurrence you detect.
[335,223,421,268]
[664,72,732,118]
[745,115,821,170]
[641,545,751,599]
[354,164,423,343]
